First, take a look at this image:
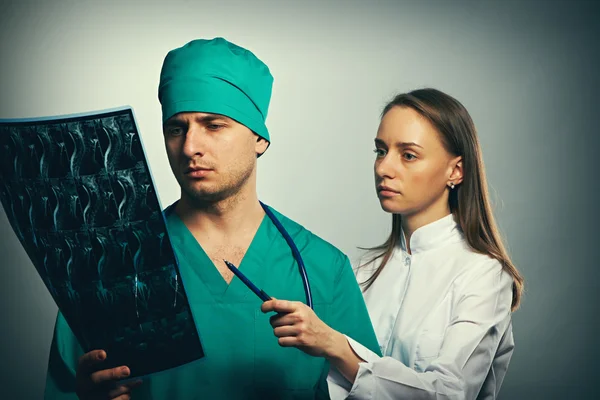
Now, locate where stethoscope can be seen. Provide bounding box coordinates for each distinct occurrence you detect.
[259,201,313,310]
[165,201,314,309]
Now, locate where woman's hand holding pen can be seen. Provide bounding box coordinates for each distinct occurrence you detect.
[232,260,363,380]
[261,299,365,383]
[261,299,345,358]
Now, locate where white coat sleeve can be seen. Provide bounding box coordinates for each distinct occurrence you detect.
[329,262,514,400]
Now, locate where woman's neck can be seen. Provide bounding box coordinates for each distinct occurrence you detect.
[401,201,452,254]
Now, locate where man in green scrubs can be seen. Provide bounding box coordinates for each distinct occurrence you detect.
[44,37,380,399]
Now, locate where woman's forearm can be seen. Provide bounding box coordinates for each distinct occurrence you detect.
[324,330,366,384]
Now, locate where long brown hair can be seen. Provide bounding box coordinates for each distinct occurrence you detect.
[361,88,524,311]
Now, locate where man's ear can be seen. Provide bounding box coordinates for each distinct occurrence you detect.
[255,136,269,157]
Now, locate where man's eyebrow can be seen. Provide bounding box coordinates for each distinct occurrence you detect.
[164,113,232,127]
[194,114,231,124]
[163,119,186,128]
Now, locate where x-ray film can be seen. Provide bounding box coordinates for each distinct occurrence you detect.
[0,106,204,378]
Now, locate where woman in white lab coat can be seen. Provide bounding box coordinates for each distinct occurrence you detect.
[261,88,525,399]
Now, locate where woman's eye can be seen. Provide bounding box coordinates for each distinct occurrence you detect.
[403,153,417,161]
[373,148,387,157]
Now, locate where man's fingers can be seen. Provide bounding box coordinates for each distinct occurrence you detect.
[90,366,130,385]
[108,379,142,399]
[77,350,106,372]
[107,379,143,398]
[112,395,131,400]
[108,384,132,399]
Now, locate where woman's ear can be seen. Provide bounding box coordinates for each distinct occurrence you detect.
[449,156,463,186]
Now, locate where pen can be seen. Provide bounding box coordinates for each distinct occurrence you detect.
[223,260,272,302]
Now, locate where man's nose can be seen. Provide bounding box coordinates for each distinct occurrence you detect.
[181,127,207,158]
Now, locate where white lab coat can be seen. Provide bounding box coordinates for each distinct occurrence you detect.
[328,214,514,400]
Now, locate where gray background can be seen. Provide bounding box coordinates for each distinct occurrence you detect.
[1,0,598,398]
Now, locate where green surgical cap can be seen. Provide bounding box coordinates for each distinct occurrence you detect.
[158,37,273,143]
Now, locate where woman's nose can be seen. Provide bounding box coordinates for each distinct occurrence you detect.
[375,155,396,180]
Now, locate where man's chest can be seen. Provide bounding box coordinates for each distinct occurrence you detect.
[202,243,248,283]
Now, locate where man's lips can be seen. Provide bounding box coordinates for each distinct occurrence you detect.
[184,167,213,178]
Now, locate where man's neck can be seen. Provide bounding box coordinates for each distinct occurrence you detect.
[175,188,265,240]
[174,184,266,282]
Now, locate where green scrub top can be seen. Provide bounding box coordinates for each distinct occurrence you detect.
[44,204,381,399]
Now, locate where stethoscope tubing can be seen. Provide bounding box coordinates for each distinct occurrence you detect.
[260,201,314,310]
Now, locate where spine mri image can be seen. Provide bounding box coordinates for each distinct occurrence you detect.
[0,108,204,378]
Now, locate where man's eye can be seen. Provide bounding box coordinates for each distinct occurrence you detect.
[166,127,184,136]
[207,124,224,131]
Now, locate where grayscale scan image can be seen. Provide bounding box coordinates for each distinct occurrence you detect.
[0,107,204,378]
